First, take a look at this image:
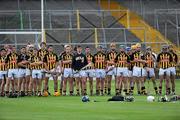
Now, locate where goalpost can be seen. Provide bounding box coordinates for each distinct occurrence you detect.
[0,0,46,46]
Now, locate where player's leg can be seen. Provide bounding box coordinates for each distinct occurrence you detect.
[170,67,176,95]
[158,68,164,95]
[100,69,106,96]
[140,68,146,95]
[165,69,171,95]
[0,72,6,96]
[68,76,74,96]
[128,70,133,95]
[80,70,87,95]
[63,77,67,96]
[107,75,112,95]
[104,75,108,94]
[25,69,31,95]
[18,69,23,96]
[75,76,81,96]
[123,68,129,95]
[5,70,12,96]
[60,74,64,95]
[53,75,59,96]
[95,69,100,95]
[33,77,37,95]
[37,70,43,96]
[89,76,93,96]
[149,68,158,94]
[131,67,138,95]
[28,70,34,96]
[81,76,87,95]
[44,74,49,95]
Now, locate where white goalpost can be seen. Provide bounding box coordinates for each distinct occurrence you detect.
[0,0,44,47]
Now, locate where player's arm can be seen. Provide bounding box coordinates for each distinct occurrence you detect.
[84,54,88,66]
[62,59,72,64]
[43,54,49,71]
[17,55,27,68]
[53,54,60,72]
[106,54,114,65]
[156,53,161,68]
[71,55,76,70]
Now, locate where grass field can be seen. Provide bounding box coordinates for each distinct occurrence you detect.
[0,80,180,120]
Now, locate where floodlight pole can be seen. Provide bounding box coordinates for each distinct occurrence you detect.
[41,0,44,42]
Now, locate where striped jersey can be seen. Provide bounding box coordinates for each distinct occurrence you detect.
[0,56,7,71]
[106,50,117,66]
[157,52,172,69]
[44,52,58,70]
[115,51,130,67]
[6,53,18,69]
[94,51,106,69]
[59,53,73,69]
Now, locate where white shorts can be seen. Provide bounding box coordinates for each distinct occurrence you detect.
[73,70,86,78]
[26,69,31,76]
[84,69,95,78]
[41,69,46,78]
[159,68,170,76]
[116,67,129,77]
[0,71,7,80]
[168,67,176,75]
[18,69,27,78]
[63,68,73,78]
[106,66,116,76]
[45,68,59,78]
[95,69,106,79]
[32,69,42,79]
[146,67,155,77]
[132,66,146,77]
[128,70,132,77]
[8,69,18,78]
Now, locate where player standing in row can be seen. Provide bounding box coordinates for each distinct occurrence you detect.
[115,45,130,95]
[157,45,172,95]
[5,46,19,97]
[85,46,95,96]
[0,48,7,97]
[168,45,178,95]
[29,48,44,96]
[144,46,158,94]
[72,45,88,96]
[38,42,49,94]
[17,47,30,96]
[106,43,117,95]
[130,44,146,95]
[43,45,59,96]
[94,45,107,96]
[60,45,73,96]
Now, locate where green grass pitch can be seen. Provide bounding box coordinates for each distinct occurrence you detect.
[0,80,180,120]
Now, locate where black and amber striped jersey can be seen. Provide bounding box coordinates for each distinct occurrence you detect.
[43,52,58,70]
[59,53,73,68]
[115,51,130,67]
[131,51,145,68]
[169,51,178,67]
[86,53,94,69]
[38,49,48,61]
[94,51,106,69]
[157,52,172,69]
[0,56,7,71]
[17,54,30,69]
[5,53,18,69]
[144,52,156,68]
[27,51,34,69]
[31,56,43,70]
[106,50,118,66]
[127,52,134,71]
